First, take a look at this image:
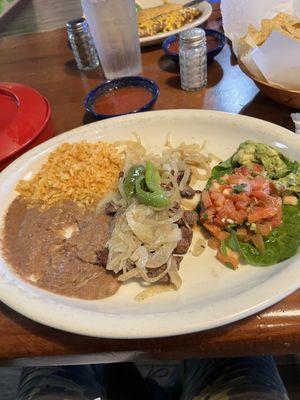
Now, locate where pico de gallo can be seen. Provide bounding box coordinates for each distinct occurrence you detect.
[199,141,300,269]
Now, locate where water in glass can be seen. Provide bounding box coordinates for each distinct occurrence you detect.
[81,0,142,79]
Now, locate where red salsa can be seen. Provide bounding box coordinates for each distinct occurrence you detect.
[93,86,153,115]
[168,35,220,54]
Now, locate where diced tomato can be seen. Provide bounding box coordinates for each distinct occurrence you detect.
[201,206,216,220]
[207,237,220,250]
[210,180,221,191]
[243,232,254,242]
[235,163,263,176]
[230,192,250,204]
[222,188,232,197]
[210,191,226,207]
[217,199,237,222]
[252,163,264,173]
[235,210,247,224]
[203,223,230,241]
[250,233,265,253]
[227,175,249,185]
[216,249,239,269]
[251,191,272,201]
[213,217,226,228]
[270,208,282,228]
[237,227,248,241]
[202,190,212,208]
[256,222,272,237]
[248,206,277,223]
[235,201,249,211]
[234,165,251,176]
[250,176,270,194]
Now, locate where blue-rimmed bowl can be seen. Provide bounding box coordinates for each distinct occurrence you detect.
[162,29,226,66]
[85,76,160,119]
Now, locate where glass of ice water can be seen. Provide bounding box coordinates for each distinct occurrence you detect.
[80,0,142,79]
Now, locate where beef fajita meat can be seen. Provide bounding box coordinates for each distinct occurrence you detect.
[173,256,183,269]
[146,264,169,283]
[104,201,120,216]
[174,226,193,254]
[176,170,191,185]
[176,171,195,199]
[177,210,198,227]
[180,185,196,199]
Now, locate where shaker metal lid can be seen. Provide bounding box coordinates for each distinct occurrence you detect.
[0,83,49,162]
[66,17,88,33]
[179,27,206,43]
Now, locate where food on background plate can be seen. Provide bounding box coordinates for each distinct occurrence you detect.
[138,2,182,24]
[200,141,300,269]
[138,2,201,38]
[3,137,213,301]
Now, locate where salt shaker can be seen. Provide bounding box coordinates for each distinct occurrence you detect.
[66,17,99,71]
[179,28,207,91]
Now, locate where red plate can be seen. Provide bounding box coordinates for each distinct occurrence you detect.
[0,83,49,162]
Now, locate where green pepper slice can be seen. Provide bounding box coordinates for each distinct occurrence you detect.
[135,176,170,208]
[145,160,161,192]
[123,165,145,198]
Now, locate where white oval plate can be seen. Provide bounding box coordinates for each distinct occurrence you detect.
[138,0,212,47]
[0,110,299,339]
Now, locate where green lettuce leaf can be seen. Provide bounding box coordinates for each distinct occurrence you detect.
[205,157,234,189]
[226,201,300,266]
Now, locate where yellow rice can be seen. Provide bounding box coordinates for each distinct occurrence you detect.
[16,141,123,208]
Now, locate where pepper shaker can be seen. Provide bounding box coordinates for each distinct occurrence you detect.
[66,17,99,71]
[179,28,207,91]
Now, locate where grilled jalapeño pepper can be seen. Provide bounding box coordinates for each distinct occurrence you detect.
[135,176,170,208]
[123,165,145,198]
[145,160,161,192]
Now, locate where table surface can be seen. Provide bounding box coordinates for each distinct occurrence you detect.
[0,5,299,364]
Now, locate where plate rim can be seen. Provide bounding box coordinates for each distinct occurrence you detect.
[0,109,299,339]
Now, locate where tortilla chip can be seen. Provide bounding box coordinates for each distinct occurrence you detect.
[242,12,300,45]
[284,21,300,39]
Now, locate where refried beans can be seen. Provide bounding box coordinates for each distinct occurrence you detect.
[2,197,120,300]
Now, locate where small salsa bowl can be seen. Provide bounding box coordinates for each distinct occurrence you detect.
[85,76,160,119]
[162,29,226,66]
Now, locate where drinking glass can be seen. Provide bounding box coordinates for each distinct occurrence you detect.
[80,0,142,79]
